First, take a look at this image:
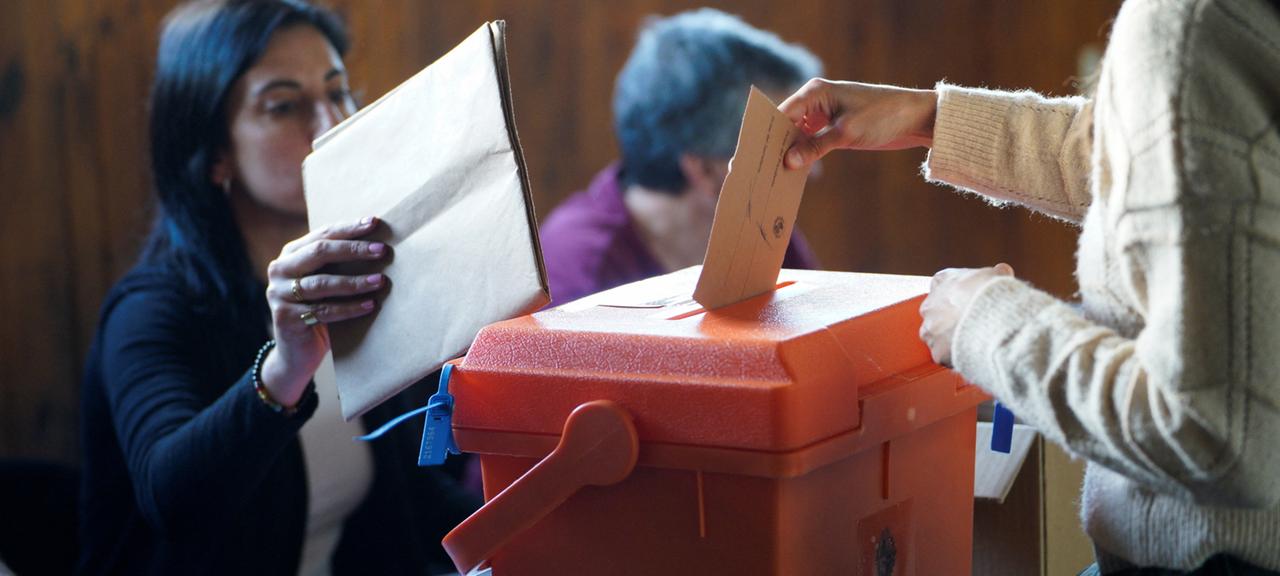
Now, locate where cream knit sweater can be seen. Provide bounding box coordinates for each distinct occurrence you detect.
[923,0,1280,570]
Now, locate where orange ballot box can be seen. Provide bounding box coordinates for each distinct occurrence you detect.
[438,267,988,575]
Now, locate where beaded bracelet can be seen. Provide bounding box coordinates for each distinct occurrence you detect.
[250,339,299,417]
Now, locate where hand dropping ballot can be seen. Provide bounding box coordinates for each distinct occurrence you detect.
[692,88,1018,454]
[302,22,548,420]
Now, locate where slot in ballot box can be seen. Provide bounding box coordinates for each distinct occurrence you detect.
[438,267,988,575]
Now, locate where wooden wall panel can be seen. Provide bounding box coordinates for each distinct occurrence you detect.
[0,0,1120,463]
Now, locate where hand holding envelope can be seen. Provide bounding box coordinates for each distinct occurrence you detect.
[302,22,548,420]
[300,23,810,420]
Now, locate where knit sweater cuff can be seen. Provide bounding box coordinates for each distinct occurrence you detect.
[951,276,1056,395]
[922,83,1016,203]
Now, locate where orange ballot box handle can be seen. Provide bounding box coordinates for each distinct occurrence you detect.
[442,400,640,575]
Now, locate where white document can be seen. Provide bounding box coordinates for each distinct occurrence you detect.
[302,22,548,420]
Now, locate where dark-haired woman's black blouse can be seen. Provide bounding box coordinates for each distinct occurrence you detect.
[78,265,479,575]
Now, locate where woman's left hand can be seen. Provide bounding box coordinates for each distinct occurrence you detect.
[919,263,1015,366]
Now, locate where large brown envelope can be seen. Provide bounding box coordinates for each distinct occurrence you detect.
[302,22,548,421]
[694,86,813,310]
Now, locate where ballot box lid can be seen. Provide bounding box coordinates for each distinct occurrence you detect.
[451,267,984,461]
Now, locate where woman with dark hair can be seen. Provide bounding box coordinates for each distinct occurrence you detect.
[78,1,477,574]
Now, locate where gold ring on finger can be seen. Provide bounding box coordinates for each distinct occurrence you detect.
[291,278,305,303]
[300,306,320,327]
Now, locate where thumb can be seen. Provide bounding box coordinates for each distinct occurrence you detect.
[993,262,1015,276]
[785,128,846,170]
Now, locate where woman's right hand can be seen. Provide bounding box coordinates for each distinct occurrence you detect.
[259,217,388,407]
[779,79,939,170]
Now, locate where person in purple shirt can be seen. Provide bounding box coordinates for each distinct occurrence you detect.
[539,9,824,305]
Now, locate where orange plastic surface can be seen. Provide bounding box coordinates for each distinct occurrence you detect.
[442,401,638,575]
[447,268,988,575]
[453,269,947,452]
[474,407,979,575]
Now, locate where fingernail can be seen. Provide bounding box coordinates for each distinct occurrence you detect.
[369,242,385,255]
[360,216,373,226]
[366,274,383,285]
[361,300,375,310]
[787,150,804,168]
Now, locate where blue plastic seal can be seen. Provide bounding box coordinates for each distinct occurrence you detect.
[418,364,461,467]
[355,405,429,442]
[354,364,461,467]
[991,401,1014,454]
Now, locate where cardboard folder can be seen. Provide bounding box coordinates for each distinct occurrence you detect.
[302,21,548,420]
